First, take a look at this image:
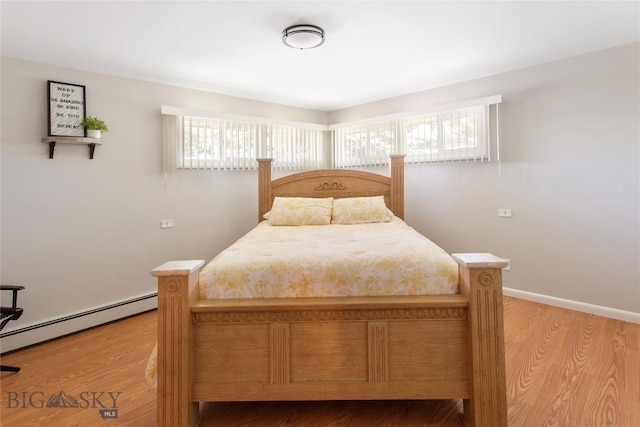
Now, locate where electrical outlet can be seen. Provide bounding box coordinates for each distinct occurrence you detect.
[498,209,513,218]
[503,259,511,271]
[160,220,174,229]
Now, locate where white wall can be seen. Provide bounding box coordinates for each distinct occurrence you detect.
[332,42,640,314]
[1,42,638,350]
[0,58,328,349]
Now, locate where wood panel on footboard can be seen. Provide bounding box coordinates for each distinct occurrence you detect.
[151,253,508,427]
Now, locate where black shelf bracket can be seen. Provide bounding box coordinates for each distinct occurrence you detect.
[48,141,56,159]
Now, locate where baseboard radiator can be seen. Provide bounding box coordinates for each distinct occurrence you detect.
[0,292,157,353]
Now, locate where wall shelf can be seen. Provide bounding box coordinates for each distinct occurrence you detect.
[41,137,102,159]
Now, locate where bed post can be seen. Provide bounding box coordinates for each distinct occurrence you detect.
[152,260,205,427]
[389,154,405,220]
[257,158,273,223]
[452,253,508,427]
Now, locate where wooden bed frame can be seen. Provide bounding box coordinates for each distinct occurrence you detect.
[151,155,508,426]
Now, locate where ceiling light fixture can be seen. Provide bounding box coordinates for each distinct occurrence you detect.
[282,25,325,50]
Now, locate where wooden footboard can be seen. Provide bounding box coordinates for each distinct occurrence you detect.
[152,253,508,427]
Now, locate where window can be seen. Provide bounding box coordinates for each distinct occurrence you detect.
[263,124,325,170]
[334,121,396,168]
[331,96,500,168]
[164,109,325,171]
[181,116,259,170]
[163,95,500,172]
[403,106,487,163]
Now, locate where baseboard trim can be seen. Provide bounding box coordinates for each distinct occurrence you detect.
[0,292,157,353]
[503,287,640,324]
[3,288,637,353]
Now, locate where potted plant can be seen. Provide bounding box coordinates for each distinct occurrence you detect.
[81,116,109,139]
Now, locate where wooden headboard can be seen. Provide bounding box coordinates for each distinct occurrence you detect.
[257,155,405,222]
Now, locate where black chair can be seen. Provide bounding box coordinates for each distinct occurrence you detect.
[1,285,24,373]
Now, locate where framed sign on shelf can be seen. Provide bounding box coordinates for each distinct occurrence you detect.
[47,80,86,137]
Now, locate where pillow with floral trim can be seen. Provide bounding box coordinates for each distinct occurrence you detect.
[331,196,393,224]
[268,197,333,225]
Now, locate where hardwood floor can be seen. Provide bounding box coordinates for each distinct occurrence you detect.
[1,297,638,426]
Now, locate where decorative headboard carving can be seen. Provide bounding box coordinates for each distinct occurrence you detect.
[314,180,347,191]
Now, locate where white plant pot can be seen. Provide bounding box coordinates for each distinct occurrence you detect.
[86,129,101,139]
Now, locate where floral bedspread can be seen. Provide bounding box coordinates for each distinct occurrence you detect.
[199,217,458,299]
[145,217,458,387]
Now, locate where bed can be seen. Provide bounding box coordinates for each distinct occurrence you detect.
[150,155,508,426]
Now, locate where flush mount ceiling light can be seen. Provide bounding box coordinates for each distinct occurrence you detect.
[282,24,325,50]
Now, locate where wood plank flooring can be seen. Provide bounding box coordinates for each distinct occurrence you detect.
[1,297,638,426]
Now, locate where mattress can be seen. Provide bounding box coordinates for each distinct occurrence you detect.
[198,217,459,299]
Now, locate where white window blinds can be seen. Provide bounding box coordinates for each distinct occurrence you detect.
[331,95,501,168]
[162,95,501,172]
[333,121,396,168]
[162,107,325,171]
[181,116,259,170]
[403,106,487,163]
[264,124,325,171]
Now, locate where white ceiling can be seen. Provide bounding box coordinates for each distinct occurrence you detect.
[1,1,638,111]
